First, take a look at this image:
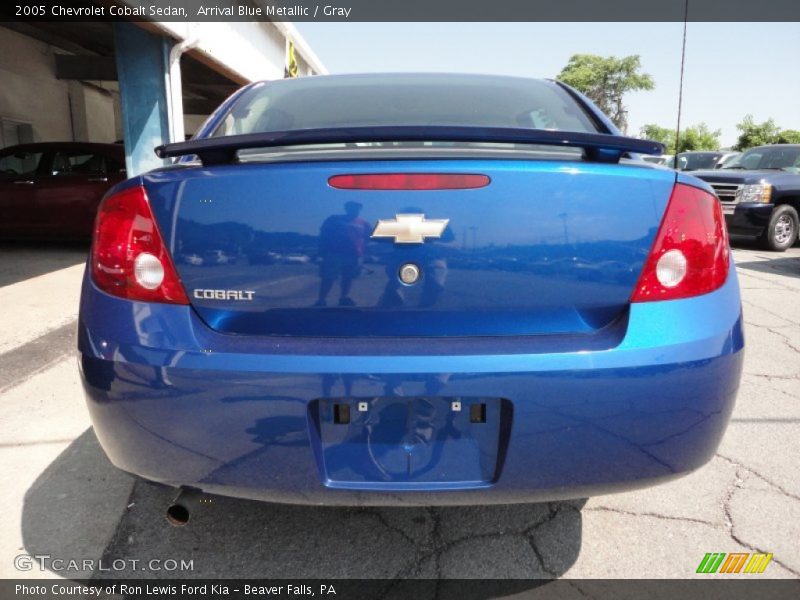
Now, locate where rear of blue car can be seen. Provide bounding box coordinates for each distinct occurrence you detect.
[78,74,743,505]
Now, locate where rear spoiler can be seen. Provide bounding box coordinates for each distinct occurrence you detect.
[155,126,664,166]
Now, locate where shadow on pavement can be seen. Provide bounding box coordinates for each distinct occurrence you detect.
[0,240,89,287]
[730,234,800,251]
[20,429,134,579]
[729,235,764,251]
[22,429,585,591]
[735,256,800,280]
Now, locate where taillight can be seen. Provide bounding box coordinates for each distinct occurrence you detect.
[91,185,188,304]
[631,182,729,302]
[328,173,490,190]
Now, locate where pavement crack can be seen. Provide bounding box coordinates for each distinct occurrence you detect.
[715,453,800,502]
[358,508,442,583]
[766,326,800,354]
[584,505,718,528]
[525,535,553,578]
[359,508,420,549]
[742,300,800,328]
[522,501,563,534]
[523,501,567,537]
[738,270,800,295]
[720,464,800,577]
[427,507,443,587]
[523,502,561,578]
[745,381,800,401]
[744,372,800,382]
[396,504,561,581]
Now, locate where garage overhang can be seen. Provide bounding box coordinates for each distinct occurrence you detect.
[3,8,326,176]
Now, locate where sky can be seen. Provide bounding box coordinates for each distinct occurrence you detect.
[294,22,800,149]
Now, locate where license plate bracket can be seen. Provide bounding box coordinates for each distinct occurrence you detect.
[315,397,505,488]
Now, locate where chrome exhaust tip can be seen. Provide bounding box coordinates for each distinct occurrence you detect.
[166,487,203,527]
[166,502,190,527]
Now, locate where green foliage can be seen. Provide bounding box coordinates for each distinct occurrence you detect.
[640,123,720,153]
[776,129,800,144]
[640,124,675,151]
[678,123,722,152]
[557,54,654,133]
[735,115,785,150]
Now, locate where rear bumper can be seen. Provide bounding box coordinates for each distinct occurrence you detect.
[724,202,773,236]
[78,268,744,505]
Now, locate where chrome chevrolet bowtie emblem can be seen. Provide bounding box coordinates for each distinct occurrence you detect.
[371,214,449,244]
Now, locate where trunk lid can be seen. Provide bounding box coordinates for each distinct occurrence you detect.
[145,159,676,337]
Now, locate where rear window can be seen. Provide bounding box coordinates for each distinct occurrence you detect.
[210,74,599,138]
[677,153,721,171]
[722,146,800,172]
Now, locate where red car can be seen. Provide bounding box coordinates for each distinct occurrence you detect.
[0,142,126,239]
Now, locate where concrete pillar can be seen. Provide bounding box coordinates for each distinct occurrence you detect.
[113,22,171,176]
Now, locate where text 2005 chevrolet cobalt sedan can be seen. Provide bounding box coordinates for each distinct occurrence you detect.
[79,74,743,506]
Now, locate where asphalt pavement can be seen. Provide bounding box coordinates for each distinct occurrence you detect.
[0,238,798,585]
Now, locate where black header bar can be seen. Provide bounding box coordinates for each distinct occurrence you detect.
[3,0,800,22]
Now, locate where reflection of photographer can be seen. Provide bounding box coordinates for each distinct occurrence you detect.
[314,202,371,307]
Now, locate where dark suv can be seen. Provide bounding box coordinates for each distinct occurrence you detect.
[693,144,800,251]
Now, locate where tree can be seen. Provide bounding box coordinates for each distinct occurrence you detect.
[677,123,722,152]
[640,124,675,151]
[557,54,655,133]
[734,115,782,150]
[640,123,720,153]
[776,130,800,144]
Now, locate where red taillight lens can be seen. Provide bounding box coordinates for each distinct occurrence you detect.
[328,173,490,190]
[631,183,729,303]
[91,186,188,304]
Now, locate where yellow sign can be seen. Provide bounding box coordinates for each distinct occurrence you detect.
[286,41,298,78]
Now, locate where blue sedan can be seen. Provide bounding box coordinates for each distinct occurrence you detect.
[78,74,743,508]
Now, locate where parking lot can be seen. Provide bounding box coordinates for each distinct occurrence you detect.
[0,239,798,582]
